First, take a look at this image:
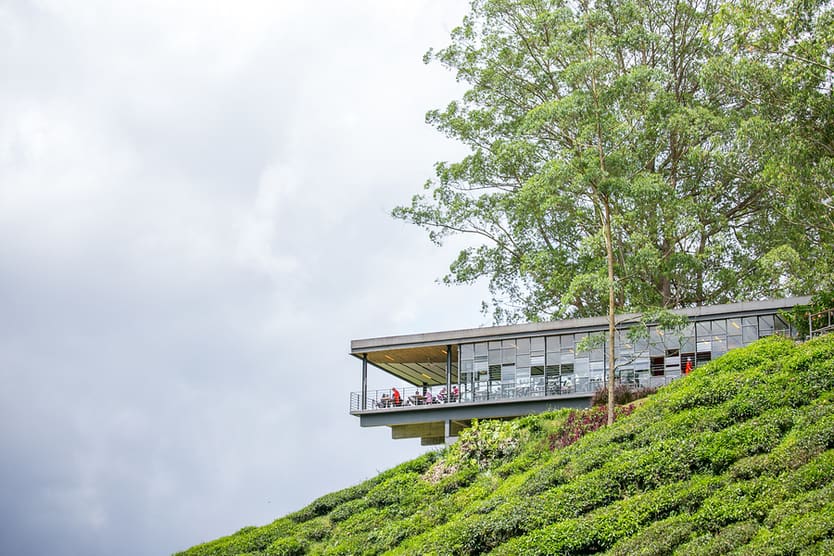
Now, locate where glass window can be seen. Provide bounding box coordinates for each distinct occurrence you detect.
[561,334,575,354]
[489,364,501,381]
[517,338,530,354]
[759,315,774,336]
[742,326,757,344]
[517,352,530,368]
[531,352,545,366]
[775,315,790,333]
[547,335,561,356]
[531,336,545,353]
[696,321,711,336]
[742,317,757,327]
[650,338,664,357]
[531,365,544,377]
[501,340,516,365]
[461,344,473,360]
[651,356,664,376]
[712,319,727,335]
[727,319,742,334]
[475,342,488,359]
[489,345,501,366]
[663,333,680,349]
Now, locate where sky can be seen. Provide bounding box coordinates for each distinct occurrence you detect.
[0,1,492,554]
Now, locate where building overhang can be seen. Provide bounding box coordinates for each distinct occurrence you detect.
[351,297,811,364]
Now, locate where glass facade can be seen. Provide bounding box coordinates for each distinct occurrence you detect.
[457,313,792,401]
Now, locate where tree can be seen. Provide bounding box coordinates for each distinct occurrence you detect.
[394,0,818,423]
[706,0,834,293]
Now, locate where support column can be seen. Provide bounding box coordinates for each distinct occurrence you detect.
[446,344,452,403]
[361,354,368,410]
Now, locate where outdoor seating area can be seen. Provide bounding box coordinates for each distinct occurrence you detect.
[368,385,460,409]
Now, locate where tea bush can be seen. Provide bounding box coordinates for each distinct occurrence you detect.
[177,335,834,556]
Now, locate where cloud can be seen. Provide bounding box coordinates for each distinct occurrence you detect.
[0,1,487,555]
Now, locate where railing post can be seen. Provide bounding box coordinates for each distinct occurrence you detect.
[361,354,368,410]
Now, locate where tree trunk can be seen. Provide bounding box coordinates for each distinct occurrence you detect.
[603,198,616,425]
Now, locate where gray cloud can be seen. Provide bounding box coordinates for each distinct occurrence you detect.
[0,1,490,555]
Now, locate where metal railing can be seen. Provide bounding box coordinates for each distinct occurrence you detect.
[809,308,834,338]
[350,386,460,412]
[349,374,680,413]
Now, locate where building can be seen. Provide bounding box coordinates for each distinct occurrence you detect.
[349,297,809,445]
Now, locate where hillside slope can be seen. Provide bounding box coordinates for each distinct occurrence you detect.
[176,335,834,555]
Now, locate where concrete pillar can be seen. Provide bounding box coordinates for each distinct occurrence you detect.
[361,353,368,410]
[446,344,452,402]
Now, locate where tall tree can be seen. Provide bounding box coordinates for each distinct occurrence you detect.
[394,0,817,422]
[706,0,834,293]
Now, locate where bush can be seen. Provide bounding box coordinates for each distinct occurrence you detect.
[265,536,305,556]
[603,515,695,556]
[549,405,635,450]
[674,521,760,555]
[591,384,658,406]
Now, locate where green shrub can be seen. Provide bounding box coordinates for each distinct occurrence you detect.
[288,480,376,523]
[175,518,296,556]
[799,538,834,555]
[296,515,330,542]
[738,502,834,555]
[603,515,695,556]
[328,497,368,523]
[693,476,785,531]
[674,520,760,555]
[265,536,305,556]
[695,408,793,473]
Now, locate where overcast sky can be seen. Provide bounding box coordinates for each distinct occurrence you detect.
[0,2,493,554]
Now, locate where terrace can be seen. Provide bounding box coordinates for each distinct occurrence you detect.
[350,297,809,445]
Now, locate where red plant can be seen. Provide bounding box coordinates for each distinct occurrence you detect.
[548,404,635,450]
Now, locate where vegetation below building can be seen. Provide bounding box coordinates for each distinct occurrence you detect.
[177,334,834,555]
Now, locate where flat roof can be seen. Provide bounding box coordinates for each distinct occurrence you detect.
[351,296,811,354]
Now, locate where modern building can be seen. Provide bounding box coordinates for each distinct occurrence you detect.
[350,297,809,445]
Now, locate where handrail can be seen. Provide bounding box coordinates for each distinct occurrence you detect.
[809,307,834,338]
[349,375,678,413]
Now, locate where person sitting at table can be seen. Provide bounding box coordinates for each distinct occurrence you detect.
[424,389,433,405]
[438,387,447,402]
[451,385,459,402]
[379,393,391,408]
[392,387,401,406]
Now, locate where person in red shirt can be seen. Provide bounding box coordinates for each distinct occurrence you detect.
[684,358,693,375]
[392,387,401,406]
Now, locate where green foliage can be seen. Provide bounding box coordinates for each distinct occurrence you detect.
[394,0,828,323]
[178,337,834,556]
[781,289,834,338]
[675,521,761,556]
